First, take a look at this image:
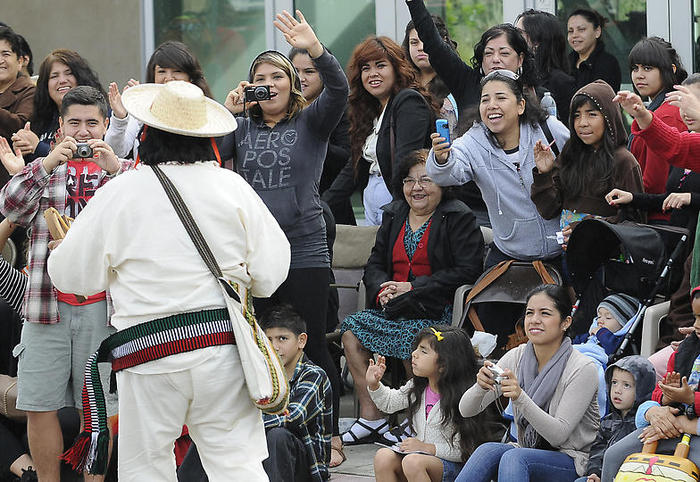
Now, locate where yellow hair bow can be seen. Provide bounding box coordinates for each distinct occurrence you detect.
[430,327,444,341]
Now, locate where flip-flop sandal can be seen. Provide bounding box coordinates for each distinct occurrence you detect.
[341,418,389,445]
[329,438,346,468]
[381,418,414,444]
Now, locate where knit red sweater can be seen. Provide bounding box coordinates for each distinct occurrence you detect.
[632,113,700,173]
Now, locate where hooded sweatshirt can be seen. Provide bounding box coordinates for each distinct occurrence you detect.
[427,116,569,261]
[531,80,644,224]
[585,355,656,477]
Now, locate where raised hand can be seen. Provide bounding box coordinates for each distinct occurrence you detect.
[0,136,25,175]
[224,80,254,115]
[605,188,633,206]
[11,122,39,156]
[668,85,700,123]
[87,139,120,175]
[533,139,556,174]
[430,132,450,164]
[614,91,652,128]
[42,136,77,174]
[273,10,323,58]
[366,355,386,391]
[659,374,694,405]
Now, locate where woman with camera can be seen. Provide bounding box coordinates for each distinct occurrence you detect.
[222,9,348,464]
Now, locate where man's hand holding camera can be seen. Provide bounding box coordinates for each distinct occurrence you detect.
[43,137,119,175]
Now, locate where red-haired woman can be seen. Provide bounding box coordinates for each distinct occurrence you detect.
[322,36,434,225]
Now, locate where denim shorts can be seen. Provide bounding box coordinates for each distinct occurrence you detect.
[441,458,465,482]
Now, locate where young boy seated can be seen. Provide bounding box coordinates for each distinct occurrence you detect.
[576,355,656,482]
[575,293,641,354]
[260,304,333,482]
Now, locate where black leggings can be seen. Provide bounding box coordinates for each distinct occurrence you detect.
[254,267,340,435]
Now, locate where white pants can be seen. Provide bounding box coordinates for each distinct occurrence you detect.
[116,345,268,482]
[363,172,393,226]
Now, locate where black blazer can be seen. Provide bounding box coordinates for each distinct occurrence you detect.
[363,199,484,311]
[322,88,433,207]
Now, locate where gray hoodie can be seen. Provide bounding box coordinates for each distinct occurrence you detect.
[427,116,569,260]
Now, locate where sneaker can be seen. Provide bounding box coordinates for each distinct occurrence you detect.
[20,467,38,482]
[381,418,414,444]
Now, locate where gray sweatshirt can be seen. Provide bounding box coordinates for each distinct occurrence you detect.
[427,117,569,260]
[225,49,349,269]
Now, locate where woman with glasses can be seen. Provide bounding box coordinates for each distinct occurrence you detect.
[339,149,484,445]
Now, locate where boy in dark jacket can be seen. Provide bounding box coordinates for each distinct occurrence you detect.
[577,355,656,482]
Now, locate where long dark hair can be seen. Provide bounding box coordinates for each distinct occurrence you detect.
[407,326,484,459]
[137,127,214,165]
[472,24,537,88]
[31,49,105,137]
[516,10,570,77]
[402,16,455,102]
[146,40,212,98]
[628,37,688,96]
[347,36,432,171]
[557,95,616,198]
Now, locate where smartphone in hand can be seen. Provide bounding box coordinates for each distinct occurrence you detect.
[435,119,450,146]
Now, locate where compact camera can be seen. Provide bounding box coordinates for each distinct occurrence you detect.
[489,364,506,384]
[74,143,93,159]
[244,85,272,102]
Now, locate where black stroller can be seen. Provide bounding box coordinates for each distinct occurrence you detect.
[566,218,688,360]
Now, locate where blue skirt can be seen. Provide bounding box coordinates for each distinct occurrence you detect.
[340,306,452,359]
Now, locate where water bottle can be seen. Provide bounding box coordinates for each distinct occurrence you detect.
[541,91,557,118]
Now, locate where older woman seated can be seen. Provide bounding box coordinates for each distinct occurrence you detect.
[340,149,484,445]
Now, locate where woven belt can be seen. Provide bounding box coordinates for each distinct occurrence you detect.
[62,308,234,475]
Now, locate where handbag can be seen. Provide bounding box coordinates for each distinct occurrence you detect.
[0,374,25,422]
[150,165,289,415]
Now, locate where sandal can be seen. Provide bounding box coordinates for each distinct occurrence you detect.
[381,418,413,444]
[329,436,346,468]
[341,418,389,445]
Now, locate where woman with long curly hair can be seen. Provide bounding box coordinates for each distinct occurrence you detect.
[322,36,434,225]
[11,49,105,162]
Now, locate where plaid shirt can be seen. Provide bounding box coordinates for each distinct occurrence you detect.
[263,354,332,482]
[0,157,132,324]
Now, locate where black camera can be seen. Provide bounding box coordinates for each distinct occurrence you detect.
[244,85,271,102]
[74,143,93,159]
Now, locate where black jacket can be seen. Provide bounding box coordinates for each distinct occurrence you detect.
[320,109,355,224]
[363,199,484,314]
[537,69,577,124]
[322,88,432,205]
[568,41,621,93]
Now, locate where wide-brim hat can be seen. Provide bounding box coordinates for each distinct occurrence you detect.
[122,81,236,137]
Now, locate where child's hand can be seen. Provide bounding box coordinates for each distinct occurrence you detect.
[659,374,695,405]
[605,188,633,206]
[476,361,498,391]
[589,324,600,336]
[399,437,435,455]
[499,368,522,400]
[366,355,386,391]
[614,90,652,127]
[533,139,556,174]
[586,474,601,482]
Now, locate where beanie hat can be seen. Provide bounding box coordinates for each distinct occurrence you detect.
[598,293,640,329]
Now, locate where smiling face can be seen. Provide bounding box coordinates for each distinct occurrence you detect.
[567,15,601,58]
[609,367,636,415]
[403,162,442,216]
[479,79,525,137]
[411,338,440,380]
[292,53,323,102]
[573,100,606,148]
[47,61,78,108]
[524,292,571,346]
[631,64,664,99]
[407,29,431,72]
[58,103,108,143]
[0,39,21,92]
[154,64,190,84]
[361,58,396,105]
[481,34,523,74]
[252,62,291,120]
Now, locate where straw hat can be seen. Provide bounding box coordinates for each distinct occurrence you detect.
[122,81,236,137]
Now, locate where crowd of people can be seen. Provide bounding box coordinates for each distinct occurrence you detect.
[3,2,700,482]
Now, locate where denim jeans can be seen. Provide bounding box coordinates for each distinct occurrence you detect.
[454,442,579,482]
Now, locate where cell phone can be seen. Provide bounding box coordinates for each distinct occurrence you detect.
[435,119,450,146]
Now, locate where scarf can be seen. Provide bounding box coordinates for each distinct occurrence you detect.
[516,338,573,448]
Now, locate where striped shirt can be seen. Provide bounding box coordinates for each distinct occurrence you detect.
[263,354,332,481]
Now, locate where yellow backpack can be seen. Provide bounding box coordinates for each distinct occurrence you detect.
[614,434,699,481]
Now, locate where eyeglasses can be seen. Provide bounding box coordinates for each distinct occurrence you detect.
[402,176,434,188]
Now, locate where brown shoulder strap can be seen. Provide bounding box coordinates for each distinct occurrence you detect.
[464,260,515,332]
[532,260,555,284]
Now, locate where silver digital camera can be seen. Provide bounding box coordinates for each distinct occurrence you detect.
[74,143,93,159]
[489,364,506,384]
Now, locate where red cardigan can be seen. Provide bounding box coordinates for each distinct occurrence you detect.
[631,102,686,221]
[633,113,700,173]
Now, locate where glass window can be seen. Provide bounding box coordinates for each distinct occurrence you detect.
[154,0,267,103]
[556,0,647,87]
[294,0,376,72]
[424,0,503,64]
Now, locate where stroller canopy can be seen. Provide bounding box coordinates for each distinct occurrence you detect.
[567,219,665,301]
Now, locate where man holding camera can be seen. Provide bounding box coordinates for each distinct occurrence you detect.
[0,85,131,482]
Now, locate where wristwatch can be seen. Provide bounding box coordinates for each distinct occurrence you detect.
[686,403,697,419]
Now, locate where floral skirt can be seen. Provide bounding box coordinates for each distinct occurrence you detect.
[340,306,451,359]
